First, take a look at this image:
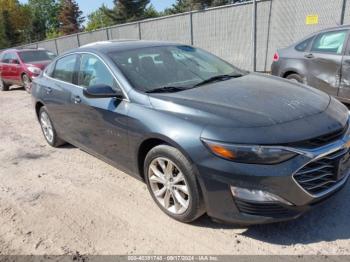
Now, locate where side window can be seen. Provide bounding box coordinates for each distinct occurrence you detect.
[52,54,78,83]
[295,37,314,52]
[78,54,118,88]
[1,53,7,63]
[8,53,19,64]
[1,53,12,63]
[311,30,347,55]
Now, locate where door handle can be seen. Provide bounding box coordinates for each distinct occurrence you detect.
[344,59,350,65]
[73,96,81,104]
[304,53,314,59]
[45,87,52,94]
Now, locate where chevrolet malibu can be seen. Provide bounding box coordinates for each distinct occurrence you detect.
[32,41,350,224]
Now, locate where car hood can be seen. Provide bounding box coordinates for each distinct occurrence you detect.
[25,61,51,70]
[149,73,349,144]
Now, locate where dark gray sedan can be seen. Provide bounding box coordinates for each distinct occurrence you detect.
[32,40,350,225]
[271,25,350,104]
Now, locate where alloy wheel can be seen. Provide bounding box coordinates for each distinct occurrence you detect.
[148,157,190,215]
[22,75,31,93]
[40,111,54,143]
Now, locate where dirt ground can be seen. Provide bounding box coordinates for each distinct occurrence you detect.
[0,88,349,255]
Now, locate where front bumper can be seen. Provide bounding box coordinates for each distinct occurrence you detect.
[195,135,350,225]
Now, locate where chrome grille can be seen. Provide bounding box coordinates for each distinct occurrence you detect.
[294,148,349,195]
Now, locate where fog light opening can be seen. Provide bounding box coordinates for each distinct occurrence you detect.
[230,186,293,206]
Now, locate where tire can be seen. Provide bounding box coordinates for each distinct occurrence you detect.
[286,73,304,84]
[38,106,65,147]
[144,145,205,223]
[0,77,9,91]
[22,74,32,93]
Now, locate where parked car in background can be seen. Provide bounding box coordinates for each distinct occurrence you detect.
[0,48,56,92]
[271,25,350,104]
[31,41,350,225]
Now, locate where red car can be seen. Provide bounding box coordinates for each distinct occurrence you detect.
[0,48,55,92]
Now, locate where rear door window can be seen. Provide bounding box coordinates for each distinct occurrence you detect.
[1,53,16,63]
[52,54,78,84]
[295,37,314,52]
[311,30,348,55]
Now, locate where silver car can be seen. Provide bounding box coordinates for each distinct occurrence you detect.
[271,25,350,104]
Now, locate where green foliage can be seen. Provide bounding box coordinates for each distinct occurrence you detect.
[28,0,60,40]
[163,0,246,14]
[46,29,62,39]
[58,0,85,35]
[86,6,114,32]
[102,0,158,24]
[0,12,9,49]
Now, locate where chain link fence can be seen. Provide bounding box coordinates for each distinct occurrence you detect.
[17,0,349,72]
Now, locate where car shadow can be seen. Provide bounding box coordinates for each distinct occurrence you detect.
[9,85,25,91]
[192,181,350,245]
[60,144,75,149]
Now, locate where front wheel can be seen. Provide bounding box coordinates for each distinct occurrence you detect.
[39,107,65,147]
[22,74,32,93]
[144,145,205,223]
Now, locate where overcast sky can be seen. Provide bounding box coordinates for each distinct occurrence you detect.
[19,0,177,17]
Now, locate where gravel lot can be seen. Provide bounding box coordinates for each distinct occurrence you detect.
[0,88,349,255]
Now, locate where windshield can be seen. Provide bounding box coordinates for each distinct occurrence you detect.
[109,45,245,92]
[18,50,53,63]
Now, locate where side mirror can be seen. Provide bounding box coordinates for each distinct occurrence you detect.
[83,84,124,99]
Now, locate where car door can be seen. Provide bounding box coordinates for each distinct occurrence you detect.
[7,52,21,84]
[69,53,131,167]
[41,54,80,142]
[0,53,11,81]
[338,33,350,101]
[305,29,348,96]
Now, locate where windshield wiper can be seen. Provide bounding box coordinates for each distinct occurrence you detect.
[145,86,190,93]
[193,73,243,87]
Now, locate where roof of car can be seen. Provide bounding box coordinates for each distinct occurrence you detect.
[318,24,350,32]
[75,40,182,54]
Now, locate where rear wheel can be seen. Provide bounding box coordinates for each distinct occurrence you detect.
[39,107,65,147]
[144,145,205,223]
[0,78,9,91]
[286,73,304,84]
[22,74,31,93]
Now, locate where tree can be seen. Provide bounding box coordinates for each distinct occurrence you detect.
[86,6,114,32]
[102,0,152,24]
[28,0,60,40]
[0,0,28,45]
[58,0,85,35]
[164,0,245,14]
[0,12,9,49]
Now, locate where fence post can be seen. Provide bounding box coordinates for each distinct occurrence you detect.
[341,0,347,25]
[190,11,194,45]
[106,28,110,40]
[54,39,59,55]
[251,0,257,72]
[76,34,81,47]
[138,22,142,40]
[264,0,273,72]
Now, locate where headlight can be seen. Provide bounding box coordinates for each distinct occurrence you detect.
[27,66,42,75]
[202,139,297,164]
